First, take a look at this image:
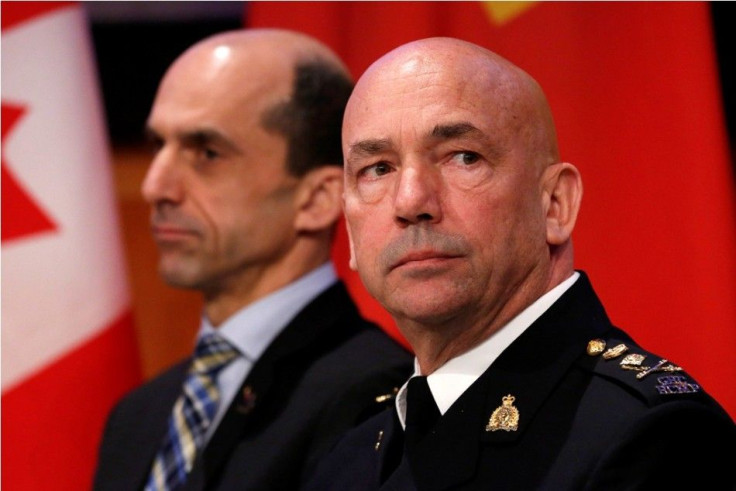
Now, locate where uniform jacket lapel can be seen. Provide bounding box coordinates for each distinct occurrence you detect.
[387,273,611,490]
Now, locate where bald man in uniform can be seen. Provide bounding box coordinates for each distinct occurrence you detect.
[93,29,411,491]
[305,37,736,490]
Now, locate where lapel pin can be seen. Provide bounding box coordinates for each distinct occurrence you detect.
[486,394,520,432]
[586,339,606,356]
[602,343,629,360]
[236,385,257,414]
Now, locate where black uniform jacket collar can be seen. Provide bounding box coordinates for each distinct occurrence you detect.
[379,272,611,491]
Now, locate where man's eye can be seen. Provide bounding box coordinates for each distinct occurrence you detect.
[360,161,393,178]
[374,162,392,176]
[454,151,480,165]
[204,148,219,160]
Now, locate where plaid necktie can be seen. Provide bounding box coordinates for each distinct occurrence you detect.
[145,333,238,491]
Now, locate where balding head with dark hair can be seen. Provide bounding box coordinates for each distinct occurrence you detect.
[143,28,354,324]
[96,29,414,491]
[262,57,353,176]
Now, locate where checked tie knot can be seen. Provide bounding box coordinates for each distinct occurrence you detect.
[145,332,239,491]
[191,333,239,376]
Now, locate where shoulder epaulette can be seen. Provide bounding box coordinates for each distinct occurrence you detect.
[577,336,705,407]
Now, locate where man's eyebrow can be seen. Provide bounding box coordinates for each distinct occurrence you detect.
[144,126,240,153]
[183,129,241,152]
[429,122,483,140]
[348,138,392,158]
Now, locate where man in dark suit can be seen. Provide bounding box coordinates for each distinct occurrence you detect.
[305,37,736,490]
[93,29,411,491]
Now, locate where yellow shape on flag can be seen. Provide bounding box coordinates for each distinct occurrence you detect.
[482,1,537,26]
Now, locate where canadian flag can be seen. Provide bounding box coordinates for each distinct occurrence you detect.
[2,3,141,489]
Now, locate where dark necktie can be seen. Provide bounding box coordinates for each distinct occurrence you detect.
[145,333,238,490]
[404,376,441,454]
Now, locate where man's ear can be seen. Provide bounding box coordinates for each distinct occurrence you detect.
[542,162,583,246]
[294,166,344,233]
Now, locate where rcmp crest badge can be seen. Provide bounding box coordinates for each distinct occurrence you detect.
[486,394,520,432]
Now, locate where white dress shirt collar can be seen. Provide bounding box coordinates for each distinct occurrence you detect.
[197,262,338,443]
[396,271,580,428]
[199,262,338,361]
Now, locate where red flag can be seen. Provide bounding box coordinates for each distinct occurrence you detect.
[1,3,142,488]
[247,2,736,418]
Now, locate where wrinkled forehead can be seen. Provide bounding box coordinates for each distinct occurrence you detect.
[344,51,521,147]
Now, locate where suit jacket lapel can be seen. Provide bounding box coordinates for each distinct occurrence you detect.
[195,282,363,486]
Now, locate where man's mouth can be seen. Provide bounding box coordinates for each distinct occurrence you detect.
[392,250,462,271]
[151,224,198,242]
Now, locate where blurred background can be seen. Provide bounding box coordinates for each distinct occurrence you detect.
[88,0,736,379]
[3,2,735,490]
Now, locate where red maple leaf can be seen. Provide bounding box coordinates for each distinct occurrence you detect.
[2,102,58,243]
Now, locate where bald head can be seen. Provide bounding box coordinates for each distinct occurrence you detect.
[345,37,559,173]
[341,37,581,361]
[157,28,353,175]
[167,29,350,97]
[178,28,350,71]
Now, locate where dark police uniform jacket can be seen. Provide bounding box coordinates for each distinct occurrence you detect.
[304,272,736,490]
[93,281,413,490]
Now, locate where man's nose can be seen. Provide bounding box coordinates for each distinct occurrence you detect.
[393,165,442,226]
[140,146,184,206]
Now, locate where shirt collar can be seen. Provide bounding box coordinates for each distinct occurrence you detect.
[396,271,580,428]
[199,262,337,362]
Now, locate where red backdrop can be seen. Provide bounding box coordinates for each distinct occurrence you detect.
[247,2,736,419]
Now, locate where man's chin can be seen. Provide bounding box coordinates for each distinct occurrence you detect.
[385,293,468,327]
[158,263,203,290]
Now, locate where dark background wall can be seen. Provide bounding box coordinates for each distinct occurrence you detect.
[86,2,243,145]
[711,1,735,162]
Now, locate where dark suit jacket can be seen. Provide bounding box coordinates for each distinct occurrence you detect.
[94,281,412,490]
[305,272,736,490]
